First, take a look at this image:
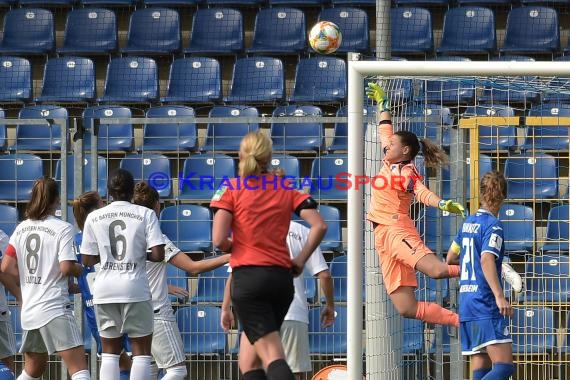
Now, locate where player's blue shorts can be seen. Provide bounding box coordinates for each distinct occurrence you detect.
[460,317,512,355]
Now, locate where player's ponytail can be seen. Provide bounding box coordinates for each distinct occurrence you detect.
[238,131,273,177]
[394,131,448,169]
[107,168,134,202]
[26,176,59,220]
[133,181,160,211]
[73,191,102,231]
[480,170,507,212]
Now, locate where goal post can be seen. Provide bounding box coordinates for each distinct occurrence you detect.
[347,57,570,380]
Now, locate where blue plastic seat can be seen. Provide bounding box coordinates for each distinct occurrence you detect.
[498,203,534,253]
[185,8,244,55]
[81,0,137,6]
[175,306,226,354]
[310,154,347,202]
[511,306,556,354]
[303,272,317,304]
[0,57,31,103]
[36,57,95,103]
[403,104,453,148]
[160,204,212,252]
[141,106,197,153]
[442,154,493,200]
[391,7,433,57]
[190,265,230,303]
[394,0,449,6]
[290,57,346,103]
[523,254,570,303]
[59,8,117,56]
[0,111,5,153]
[437,7,496,56]
[0,204,18,236]
[55,155,108,200]
[419,57,476,105]
[500,7,560,56]
[268,154,300,180]
[82,105,134,152]
[541,205,570,253]
[521,103,570,152]
[463,105,517,151]
[122,8,181,56]
[12,105,68,152]
[162,58,222,104]
[271,105,324,153]
[207,0,263,5]
[226,57,285,104]
[166,264,188,303]
[9,305,22,350]
[0,8,54,55]
[456,0,510,6]
[0,153,43,202]
[504,152,558,200]
[99,57,159,104]
[144,0,203,5]
[119,154,172,198]
[201,106,259,153]
[318,205,344,253]
[178,154,235,201]
[248,7,306,55]
[268,0,327,5]
[317,7,369,54]
[328,106,376,153]
[309,305,348,356]
[421,207,462,254]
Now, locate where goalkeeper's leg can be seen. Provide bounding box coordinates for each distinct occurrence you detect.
[390,287,459,327]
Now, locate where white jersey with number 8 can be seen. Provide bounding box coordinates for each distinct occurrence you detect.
[80,201,165,304]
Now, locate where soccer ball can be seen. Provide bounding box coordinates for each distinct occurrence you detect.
[309,21,342,55]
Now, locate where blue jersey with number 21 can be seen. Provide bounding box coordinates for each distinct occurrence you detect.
[453,209,505,322]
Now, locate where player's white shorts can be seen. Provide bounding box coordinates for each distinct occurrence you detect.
[280,320,311,373]
[0,319,16,359]
[20,313,83,355]
[152,318,185,369]
[96,301,153,339]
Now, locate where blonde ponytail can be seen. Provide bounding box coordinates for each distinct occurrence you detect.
[238,132,273,177]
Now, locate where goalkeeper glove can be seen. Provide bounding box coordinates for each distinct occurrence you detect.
[366,82,391,113]
[438,199,467,218]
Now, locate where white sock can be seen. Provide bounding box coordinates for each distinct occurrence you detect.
[100,353,120,380]
[130,355,152,380]
[161,365,187,380]
[17,370,41,380]
[71,369,91,380]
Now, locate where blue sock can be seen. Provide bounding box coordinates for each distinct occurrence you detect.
[473,367,491,380]
[120,370,130,380]
[481,363,515,380]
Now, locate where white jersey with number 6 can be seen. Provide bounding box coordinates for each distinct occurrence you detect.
[8,216,77,330]
[80,201,164,304]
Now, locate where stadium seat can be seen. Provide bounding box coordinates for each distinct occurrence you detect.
[498,203,535,253]
[462,105,517,151]
[0,8,54,55]
[328,106,376,153]
[403,104,453,149]
[0,153,43,202]
[200,105,259,153]
[175,305,226,354]
[12,105,68,152]
[121,8,181,56]
[521,103,570,152]
[268,154,300,180]
[99,57,159,104]
[8,305,22,350]
[504,152,558,200]
[185,8,244,55]
[55,205,76,228]
[479,56,541,105]
[289,57,347,103]
[119,154,172,198]
[523,254,570,303]
[36,57,95,103]
[442,154,493,199]
[162,57,222,104]
[271,105,325,152]
[55,155,108,200]
[141,106,198,153]
[541,205,570,253]
[421,206,462,254]
[207,0,263,5]
[226,57,285,104]
[309,305,348,356]
[166,264,188,303]
[178,154,235,201]
[309,154,348,202]
[59,8,117,56]
[303,272,317,304]
[500,7,560,57]
[331,0,376,6]
[390,7,433,57]
[511,306,556,354]
[416,273,449,302]
[456,0,510,6]
[268,0,327,5]
[318,205,344,253]
[418,57,476,105]
[0,110,6,153]
[403,318,424,354]
[144,0,203,5]
[81,0,137,6]
[248,7,306,55]
[0,57,31,103]
[82,105,134,152]
[190,265,230,303]
[160,204,212,252]
[0,204,18,236]
[317,7,370,54]
[436,6,496,57]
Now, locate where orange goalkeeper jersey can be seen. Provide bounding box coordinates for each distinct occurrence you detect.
[367,122,438,226]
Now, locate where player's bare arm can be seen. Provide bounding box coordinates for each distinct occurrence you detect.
[0,270,21,303]
[169,252,230,276]
[82,255,100,267]
[318,270,335,328]
[60,260,84,278]
[220,273,234,332]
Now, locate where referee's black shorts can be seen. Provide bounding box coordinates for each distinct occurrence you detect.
[231,265,294,344]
